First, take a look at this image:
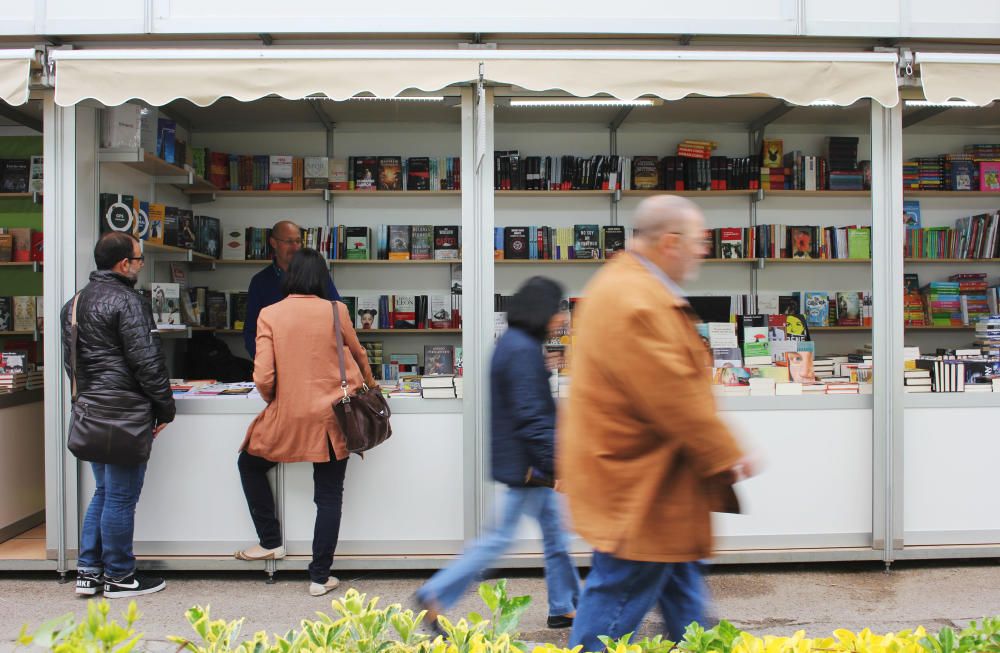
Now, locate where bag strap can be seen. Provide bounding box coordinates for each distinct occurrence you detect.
[70,292,81,402]
[331,300,349,404]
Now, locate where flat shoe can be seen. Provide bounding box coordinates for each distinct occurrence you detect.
[546,614,574,629]
[234,544,286,561]
[309,576,340,596]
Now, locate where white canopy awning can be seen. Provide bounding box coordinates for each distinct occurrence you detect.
[916,53,1000,106]
[51,49,484,107]
[480,50,900,108]
[0,49,38,106]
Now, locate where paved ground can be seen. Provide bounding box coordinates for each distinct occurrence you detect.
[2,560,999,651]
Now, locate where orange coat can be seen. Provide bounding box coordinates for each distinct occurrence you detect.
[241,295,377,463]
[557,253,744,562]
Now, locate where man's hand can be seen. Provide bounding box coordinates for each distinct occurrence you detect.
[152,423,168,439]
[553,479,564,493]
[730,454,759,482]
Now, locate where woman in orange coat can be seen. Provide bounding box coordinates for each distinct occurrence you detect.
[234,247,377,597]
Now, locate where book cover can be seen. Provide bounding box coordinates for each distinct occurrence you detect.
[779,292,804,315]
[131,200,149,240]
[784,351,815,383]
[720,227,743,258]
[836,291,862,326]
[221,226,244,260]
[268,155,293,191]
[903,200,921,228]
[428,295,452,329]
[162,206,180,247]
[354,156,377,190]
[784,313,810,340]
[176,209,196,249]
[0,234,10,262]
[602,225,626,258]
[411,225,433,260]
[0,296,11,330]
[355,296,380,330]
[504,226,530,259]
[99,193,135,235]
[143,203,163,245]
[433,226,460,260]
[767,313,787,340]
[12,296,35,332]
[711,347,743,368]
[407,157,431,190]
[328,158,349,190]
[392,295,417,329]
[847,227,871,259]
[156,118,176,163]
[303,156,329,190]
[573,224,600,260]
[9,228,31,263]
[742,326,770,361]
[788,226,817,259]
[388,225,411,260]
[345,226,370,260]
[423,345,455,375]
[151,283,181,326]
[29,231,42,262]
[904,273,920,293]
[631,156,659,190]
[230,292,249,330]
[378,156,403,191]
[979,161,1000,192]
[205,291,229,329]
[29,155,42,193]
[762,139,783,167]
[804,291,829,327]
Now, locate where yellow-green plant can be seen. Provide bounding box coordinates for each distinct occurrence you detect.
[16,600,143,653]
[467,580,532,643]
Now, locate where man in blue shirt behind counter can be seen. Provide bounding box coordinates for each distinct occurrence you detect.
[244,220,340,359]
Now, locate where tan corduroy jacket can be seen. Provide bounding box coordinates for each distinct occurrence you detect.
[557,253,744,562]
[241,296,377,463]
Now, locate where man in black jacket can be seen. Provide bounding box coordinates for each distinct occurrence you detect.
[60,232,175,598]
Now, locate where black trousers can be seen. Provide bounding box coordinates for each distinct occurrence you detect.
[237,446,349,583]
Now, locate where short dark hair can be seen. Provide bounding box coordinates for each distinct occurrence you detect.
[94,232,138,270]
[282,248,330,299]
[506,276,564,340]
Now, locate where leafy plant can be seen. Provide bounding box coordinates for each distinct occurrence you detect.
[958,617,1000,653]
[16,600,144,653]
[466,579,532,643]
[677,620,743,653]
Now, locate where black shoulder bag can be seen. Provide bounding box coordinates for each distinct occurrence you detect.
[331,300,392,453]
[66,292,156,466]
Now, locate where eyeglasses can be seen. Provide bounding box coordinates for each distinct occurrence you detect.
[126,255,145,262]
[273,237,304,246]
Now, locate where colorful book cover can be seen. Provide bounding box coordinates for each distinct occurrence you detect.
[433,226,460,260]
[979,161,1000,192]
[387,225,411,260]
[847,227,871,259]
[804,292,829,327]
[788,226,816,259]
[720,227,743,259]
[268,155,293,191]
[377,156,403,191]
[423,345,455,375]
[355,296,380,330]
[836,291,862,326]
[903,200,921,228]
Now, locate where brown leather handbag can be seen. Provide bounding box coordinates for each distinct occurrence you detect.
[331,301,392,453]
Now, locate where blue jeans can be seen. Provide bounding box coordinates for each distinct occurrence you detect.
[77,462,148,579]
[418,486,580,617]
[569,552,707,651]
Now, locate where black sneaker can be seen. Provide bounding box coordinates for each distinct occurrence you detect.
[75,571,103,596]
[103,574,166,598]
[546,615,574,629]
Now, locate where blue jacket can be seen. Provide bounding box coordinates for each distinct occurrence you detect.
[490,326,556,486]
[244,261,339,358]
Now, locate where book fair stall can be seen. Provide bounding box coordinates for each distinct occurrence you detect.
[2,40,1000,575]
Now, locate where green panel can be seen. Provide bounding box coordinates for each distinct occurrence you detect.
[0,137,44,301]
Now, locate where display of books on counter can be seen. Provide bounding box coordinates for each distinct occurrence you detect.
[903,317,1000,392]
[420,374,457,399]
[169,380,258,396]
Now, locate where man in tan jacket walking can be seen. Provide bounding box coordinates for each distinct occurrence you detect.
[560,195,754,650]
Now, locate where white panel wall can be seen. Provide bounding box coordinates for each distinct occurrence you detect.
[0,401,45,534]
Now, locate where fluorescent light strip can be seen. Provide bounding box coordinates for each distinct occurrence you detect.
[905,99,981,108]
[509,99,656,107]
[307,96,446,102]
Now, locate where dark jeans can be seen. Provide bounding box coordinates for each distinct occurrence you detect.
[237,448,348,583]
[569,551,707,651]
[77,462,148,579]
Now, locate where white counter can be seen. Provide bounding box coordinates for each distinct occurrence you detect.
[0,391,45,542]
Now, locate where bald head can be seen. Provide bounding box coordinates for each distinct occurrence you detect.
[269,220,304,271]
[630,194,708,284]
[632,195,702,245]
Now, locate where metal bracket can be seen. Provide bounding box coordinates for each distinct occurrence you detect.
[756,257,765,271]
[902,107,948,129]
[32,191,41,204]
[152,171,194,186]
[323,189,331,202]
[609,107,633,132]
[748,103,795,134]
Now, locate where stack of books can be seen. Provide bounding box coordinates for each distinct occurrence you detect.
[420,375,457,399]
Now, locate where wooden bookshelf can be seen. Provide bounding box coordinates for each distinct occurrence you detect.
[0,192,40,200]
[213,259,271,266]
[357,329,462,334]
[0,261,41,269]
[215,329,242,336]
[332,259,460,265]
[141,242,215,262]
[196,189,325,198]
[0,330,34,336]
[761,258,871,264]
[904,191,1000,198]
[495,259,604,265]
[904,325,975,331]
[811,326,872,331]
[99,150,216,193]
[496,190,613,197]
[330,190,460,196]
[765,190,870,198]
[621,190,755,197]
[905,258,1000,263]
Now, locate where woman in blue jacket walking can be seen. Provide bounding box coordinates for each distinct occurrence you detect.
[416,277,581,629]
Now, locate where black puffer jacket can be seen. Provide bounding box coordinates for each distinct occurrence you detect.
[60,270,175,424]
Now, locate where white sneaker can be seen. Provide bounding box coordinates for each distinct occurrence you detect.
[309,576,340,596]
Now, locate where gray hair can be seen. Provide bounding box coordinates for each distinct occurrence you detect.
[632,195,702,242]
